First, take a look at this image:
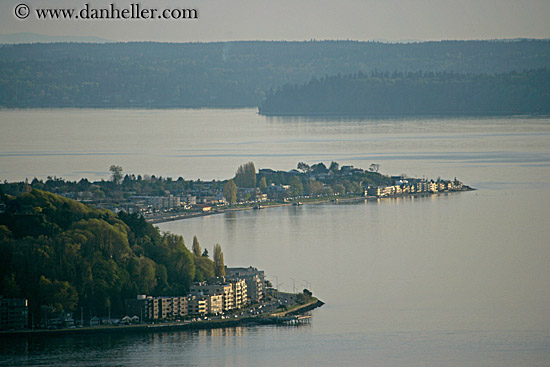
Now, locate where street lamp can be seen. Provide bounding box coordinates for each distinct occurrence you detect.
[290,277,296,294]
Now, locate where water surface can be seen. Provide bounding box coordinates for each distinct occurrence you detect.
[1,109,549,366]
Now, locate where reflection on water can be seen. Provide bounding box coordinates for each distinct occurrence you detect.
[1,109,549,366]
[1,328,547,367]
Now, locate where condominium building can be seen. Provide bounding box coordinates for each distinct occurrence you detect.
[225,267,265,303]
[0,297,28,330]
[190,280,236,312]
[229,278,247,309]
[187,295,208,317]
[206,294,223,315]
[125,295,188,321]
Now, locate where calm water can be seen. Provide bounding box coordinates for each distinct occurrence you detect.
[1,109,550,366]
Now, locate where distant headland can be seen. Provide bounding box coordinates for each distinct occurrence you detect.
[0,161,473,224]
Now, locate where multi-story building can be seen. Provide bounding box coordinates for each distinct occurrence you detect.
[190,280,236,312]
[126,295,188,321]
[206,294,223,315]
[187,295,208,317]
[0,297,28,330]
[225,267,265,304]
[229,278,247,309]
[190,276,250,311]
[428,181,438,193]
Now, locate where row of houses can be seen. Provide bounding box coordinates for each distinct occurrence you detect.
[126,267,265,320]
[366,178,464,198]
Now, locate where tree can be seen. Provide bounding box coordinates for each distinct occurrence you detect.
[297,162,310,173]
[109,165,123,185]
[202,248,209,258]
[333,183,346,196]
[224,179,237,205]
[213,243,225,277]
[192,235,202,257]
[369,163,380,173]
[329,161,339,172]
[259,177,267,194]
[162,234,195,293]
[311,162,328,174]
[194,256,215,281]
[39,275,79,312]
[234,162,256,188]
[289,176,303,197]
[305,179,325,196]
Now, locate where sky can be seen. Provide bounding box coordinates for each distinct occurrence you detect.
[0,0,549,42]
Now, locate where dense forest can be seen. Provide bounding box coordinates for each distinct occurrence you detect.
[259,69,550,116]
[0,189,218,320]
[1,40,550,108]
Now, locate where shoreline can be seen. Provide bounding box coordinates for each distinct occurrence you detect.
[147,188,474,225]
[0,299,324,338]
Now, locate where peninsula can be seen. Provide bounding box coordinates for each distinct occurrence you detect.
[0,188,323,333]
[0,161,473,225]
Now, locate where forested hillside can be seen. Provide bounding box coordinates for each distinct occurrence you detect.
[1,40,550,108]
[0,189,216,319]
[259,69,550,116]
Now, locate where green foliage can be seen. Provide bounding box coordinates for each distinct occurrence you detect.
[234,162,256,188]
[192,235,202,257]
[194,256,215,282]
[0,189,215,318]
[259,177,267,194]
[162,234,196,294]
[213,243,225,277]
[2,40,550,108]
[39,275,79,312]
[304,180,325,196]
[289,176,303,197]
[260,69,550,116]
[224,179,237,205]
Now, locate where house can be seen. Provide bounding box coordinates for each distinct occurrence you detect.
[90,316,100,326]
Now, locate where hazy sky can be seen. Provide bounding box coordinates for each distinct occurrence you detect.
[1,0,549,42]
